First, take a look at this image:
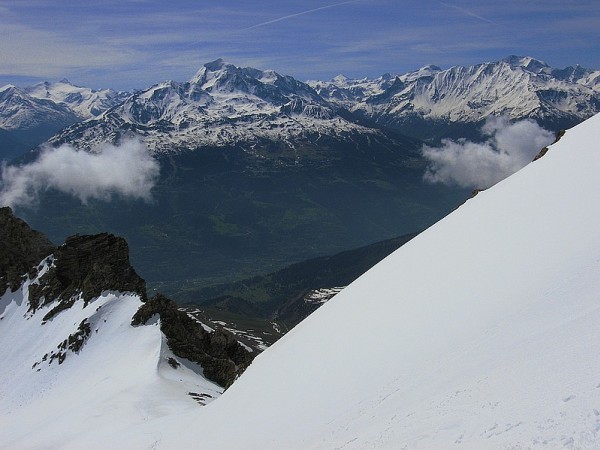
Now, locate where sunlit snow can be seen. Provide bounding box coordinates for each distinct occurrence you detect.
[1,113,600,449]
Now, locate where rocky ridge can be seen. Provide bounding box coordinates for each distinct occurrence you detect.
[0,207,252,388]
[0,206,55,296]
[24,79,128,119]
[48,59,385,155]
[309,56,600,139]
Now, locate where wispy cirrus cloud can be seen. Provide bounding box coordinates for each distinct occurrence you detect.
[240,0,362,31]
[436,1,495,24]
[0,0,598,89]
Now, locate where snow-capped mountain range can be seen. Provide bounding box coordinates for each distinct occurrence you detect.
[2,107,599,448]
[0,81,126,160]
[24,79,129,119]
[0,80,125,132]
[49,58,381,155]
[0,84,77,132]
[1,56,599,157]
[309,55,600,139]
[43,56,600,155]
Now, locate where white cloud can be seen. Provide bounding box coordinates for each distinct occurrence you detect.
[422,117,554,189]
[0,139,159,208]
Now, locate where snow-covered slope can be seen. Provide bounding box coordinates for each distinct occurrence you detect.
[0,82,126,159]
[25,79,128,119]
[49,59,384,154]
[154,112,600,448]
[0,283,223,449]
[311,56,600,137]
[0,217,252,449]
[0,84,78,132]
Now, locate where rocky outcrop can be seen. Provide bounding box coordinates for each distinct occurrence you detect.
[0,207,55,296]
[28,233,147,321]
[2,210,254,389]
[533,129,566,161]
[132,294,253,388]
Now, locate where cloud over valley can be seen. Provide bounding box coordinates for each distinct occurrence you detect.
[422,117,554,189]
[0,139,160,208]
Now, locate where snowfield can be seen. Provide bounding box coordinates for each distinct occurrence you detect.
[0,261,222,450]
[1,112,600,449]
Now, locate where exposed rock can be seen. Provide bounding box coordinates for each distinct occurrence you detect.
[132,294,253,388]
[533,129,566,161]
[0,207,56,296]
[31,319,92,369]
[28,233,147,321]
[3,209,252,390]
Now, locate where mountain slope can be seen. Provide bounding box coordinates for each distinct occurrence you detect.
[0,84,79,160]
[0,208,252,448]
[154,113,600,448]
[2,111,599,449]
[311,56,600,140]
[49,58,384,154]
[181,232,418,327]
[25,79,128,119]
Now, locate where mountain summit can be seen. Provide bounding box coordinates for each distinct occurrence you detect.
[49,59,373,154]
[310,56,600,140]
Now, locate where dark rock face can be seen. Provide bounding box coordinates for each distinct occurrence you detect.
[0,207,56,296]
[533,129,566,161]
[132,294,253,388]
[29,233,147,321]
[32,319,92,368]
[2,209,253,389]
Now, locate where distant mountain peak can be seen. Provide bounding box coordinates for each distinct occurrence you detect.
[203,58,228,71]
[311,56,600,139]
[501,55,549,72]
[190,58,238,85]
[332,74,349,83]
[0,84,19,93]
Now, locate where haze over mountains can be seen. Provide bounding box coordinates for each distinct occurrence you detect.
[2,95,599,448]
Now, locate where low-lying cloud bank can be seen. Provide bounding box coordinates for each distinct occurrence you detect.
[422,117,554,189]
[0,139,159,208]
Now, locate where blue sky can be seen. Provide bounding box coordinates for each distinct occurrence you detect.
[0,0,599,90]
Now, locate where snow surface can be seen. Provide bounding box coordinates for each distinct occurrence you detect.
[48,60,387,154]
[311,57,600,124]
[157,112,600,449]
[0,261,222,450]
[2,113,600,449]
[304,286,345,305]
[25,80,127,119]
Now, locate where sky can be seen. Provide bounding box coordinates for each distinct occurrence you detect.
[0,0,599,90]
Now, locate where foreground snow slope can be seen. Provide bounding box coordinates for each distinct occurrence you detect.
[162,113,600,448]
[0,267,222,450]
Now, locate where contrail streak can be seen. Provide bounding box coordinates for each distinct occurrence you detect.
[437,1,495,24]
[241,0,361,31]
